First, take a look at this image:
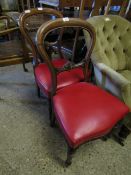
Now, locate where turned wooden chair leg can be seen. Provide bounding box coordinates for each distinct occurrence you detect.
[49,99,55,127]
[65,145,75,166]
[36,85,40,98]
[112,120,125,146]
[119,125,130,140]
[101,133,111,141]
[22,62,28,72]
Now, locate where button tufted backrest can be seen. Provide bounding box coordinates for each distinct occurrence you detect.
[84,15,131,71]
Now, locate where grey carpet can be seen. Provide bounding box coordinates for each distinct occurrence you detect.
[0,63,131,175]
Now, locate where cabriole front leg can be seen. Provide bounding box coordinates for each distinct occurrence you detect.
[65,145,76,167]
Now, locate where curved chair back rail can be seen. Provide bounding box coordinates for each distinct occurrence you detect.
[36,18,96,95]
[19,8,63,65]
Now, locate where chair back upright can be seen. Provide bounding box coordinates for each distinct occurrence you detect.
[86,0,130,17]
[89,0,107,17]
[105,0,130,16]
[79,0,94,19]
[18,0,37,12]
[69,0,94,64]
[36,18,96,95]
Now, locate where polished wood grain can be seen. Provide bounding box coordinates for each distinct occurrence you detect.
[19,8,63,66]
[36,18,96,94]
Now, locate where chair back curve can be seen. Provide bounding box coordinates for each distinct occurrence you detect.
[36,18,96,95]
[84,15,131,71]
[19,8,63,65]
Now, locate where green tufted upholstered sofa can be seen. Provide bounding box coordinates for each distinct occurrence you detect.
[84,15,131,129]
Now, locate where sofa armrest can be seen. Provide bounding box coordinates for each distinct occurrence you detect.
[94,63,130,88]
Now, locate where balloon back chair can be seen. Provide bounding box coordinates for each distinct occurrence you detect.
[36,18,129,166]
[19,8,85,121]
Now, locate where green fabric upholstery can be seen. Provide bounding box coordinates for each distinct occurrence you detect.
[0,20,5,30]
[84,15,131,71]
[84,15,131,129]
[119,70,131,82]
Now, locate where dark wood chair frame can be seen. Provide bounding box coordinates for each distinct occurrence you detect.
[104,0,130,16]
[75,0,130,18]
[19,8,65,120]
[17,0,37,12]
[36,17,96,166]
[19,8,63,66]
[39,0,93,14]
[36,17,126,166]
[19,8,128,166]
[36,18,95,94]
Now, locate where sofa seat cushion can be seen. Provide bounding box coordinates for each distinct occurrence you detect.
[118,70,131,82]
[35,58,84,96]
[53,82,129,148]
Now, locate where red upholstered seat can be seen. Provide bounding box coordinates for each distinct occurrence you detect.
[35,58,84,96]
[53,82,129,148]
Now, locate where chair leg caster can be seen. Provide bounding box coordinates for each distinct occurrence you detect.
[49,110,55,127]
[49,99,55,127]
[50,117,55,128]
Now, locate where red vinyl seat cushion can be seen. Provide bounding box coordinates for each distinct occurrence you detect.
[53,82,129,148]
[35,58,84,96]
